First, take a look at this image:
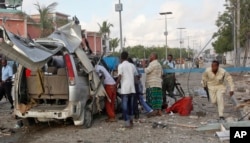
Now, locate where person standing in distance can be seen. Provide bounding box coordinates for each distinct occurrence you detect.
[144,53,163,116]
[162,54,176,109]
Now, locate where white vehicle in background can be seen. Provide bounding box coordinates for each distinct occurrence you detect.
[0,19,107,128]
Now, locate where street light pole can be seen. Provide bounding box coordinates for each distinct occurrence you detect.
[187,35,190,58]
[115,0,123,51]
[236,0,240,67]
[177,28,186,64]
[160,12,172,59]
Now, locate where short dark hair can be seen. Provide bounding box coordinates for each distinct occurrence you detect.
[121,51,128,60]
[168,54,173,58]
[151,52,158,59]
[127,57,134,64]
[212,60,220,66]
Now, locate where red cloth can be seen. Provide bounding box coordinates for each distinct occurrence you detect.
[26,69,31,77]
[166,97,193,116]
[105,85,117,119]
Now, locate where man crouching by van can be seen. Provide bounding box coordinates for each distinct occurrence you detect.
[92,60,117,122]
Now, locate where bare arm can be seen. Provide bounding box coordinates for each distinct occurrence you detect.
[116,75,121,86]
[116,65,122,86]
[201,71,208,88]
[144,63,154,74]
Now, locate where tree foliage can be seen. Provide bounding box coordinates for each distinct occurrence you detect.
[98,21,113,38]
[112,45,193,60]
[34,2,58,37]
[109,38,119,52]
[212,7,233,54]
[212,0,250,54]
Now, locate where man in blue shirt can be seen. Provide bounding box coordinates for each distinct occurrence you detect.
[0,59,14,109]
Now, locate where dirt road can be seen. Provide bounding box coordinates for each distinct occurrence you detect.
[0,66,244,143]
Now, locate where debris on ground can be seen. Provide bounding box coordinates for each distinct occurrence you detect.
[196,111,207,117]
[215,124,229,141]
[196,120,250,131]
[0,127,15,137]
[193,87,207,98]
[235,100,250,120]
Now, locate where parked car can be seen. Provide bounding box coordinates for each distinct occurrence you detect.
[0,19,107,128]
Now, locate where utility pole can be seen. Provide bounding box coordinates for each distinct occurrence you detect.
[159,12,173,59]
[177,28,186,63]
[123,37,126,48]
[236,0,241,67]
[115,0,123,51]
[192,40,197,59]
[187,35,190,58]
[233,5,237,67]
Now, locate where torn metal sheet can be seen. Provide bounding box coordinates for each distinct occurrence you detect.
[0,42,48,70]
[1,30,63,70]
[48,20,82,53]
[75,47,108,99]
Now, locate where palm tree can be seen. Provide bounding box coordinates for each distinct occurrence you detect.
[98,21,113,38]
[109,38,119,52]
[34,2,58,37]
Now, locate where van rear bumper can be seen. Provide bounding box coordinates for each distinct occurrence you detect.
[15,109,71,120]
[14,102,82,120]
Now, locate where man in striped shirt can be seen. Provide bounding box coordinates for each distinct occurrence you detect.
[144,53,163,116]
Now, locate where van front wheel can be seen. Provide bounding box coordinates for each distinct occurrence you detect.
[83,108,93,128]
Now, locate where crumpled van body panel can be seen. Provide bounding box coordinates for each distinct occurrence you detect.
[0,20,107,127]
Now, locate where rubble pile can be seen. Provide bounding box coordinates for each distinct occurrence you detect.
[234,78,250,120]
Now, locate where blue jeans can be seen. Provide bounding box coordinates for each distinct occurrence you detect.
[134,82,153,113]
[138,94,153,113]
[121,94,134,122]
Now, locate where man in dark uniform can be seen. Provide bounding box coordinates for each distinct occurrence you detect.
[162,54,176,109]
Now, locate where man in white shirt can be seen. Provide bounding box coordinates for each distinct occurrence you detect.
[94,62,117,122]
[0,59,14,109]
[116,51,137,128]
[127,58,154,119]
[163,54,176,69]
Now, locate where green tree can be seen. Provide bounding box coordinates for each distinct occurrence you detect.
[212,0,250,54]
[212,10,233,54]
[117,45,191,60]
[109,38,119,52]
[98,21,113,38]
[34,2,58,37]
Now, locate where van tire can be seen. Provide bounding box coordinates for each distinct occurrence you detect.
[83,109,93,128]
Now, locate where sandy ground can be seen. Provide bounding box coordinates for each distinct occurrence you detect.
[0,63,247,143]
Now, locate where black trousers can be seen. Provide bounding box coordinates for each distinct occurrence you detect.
[162,74,176,103]
[0,82,13,106]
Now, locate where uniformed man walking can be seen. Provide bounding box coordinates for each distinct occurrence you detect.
[202,60,234,120]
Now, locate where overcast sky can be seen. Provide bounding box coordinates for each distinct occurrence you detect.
[22,0,226,50]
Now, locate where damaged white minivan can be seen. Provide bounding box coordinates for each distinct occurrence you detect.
[0,19,107,128]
